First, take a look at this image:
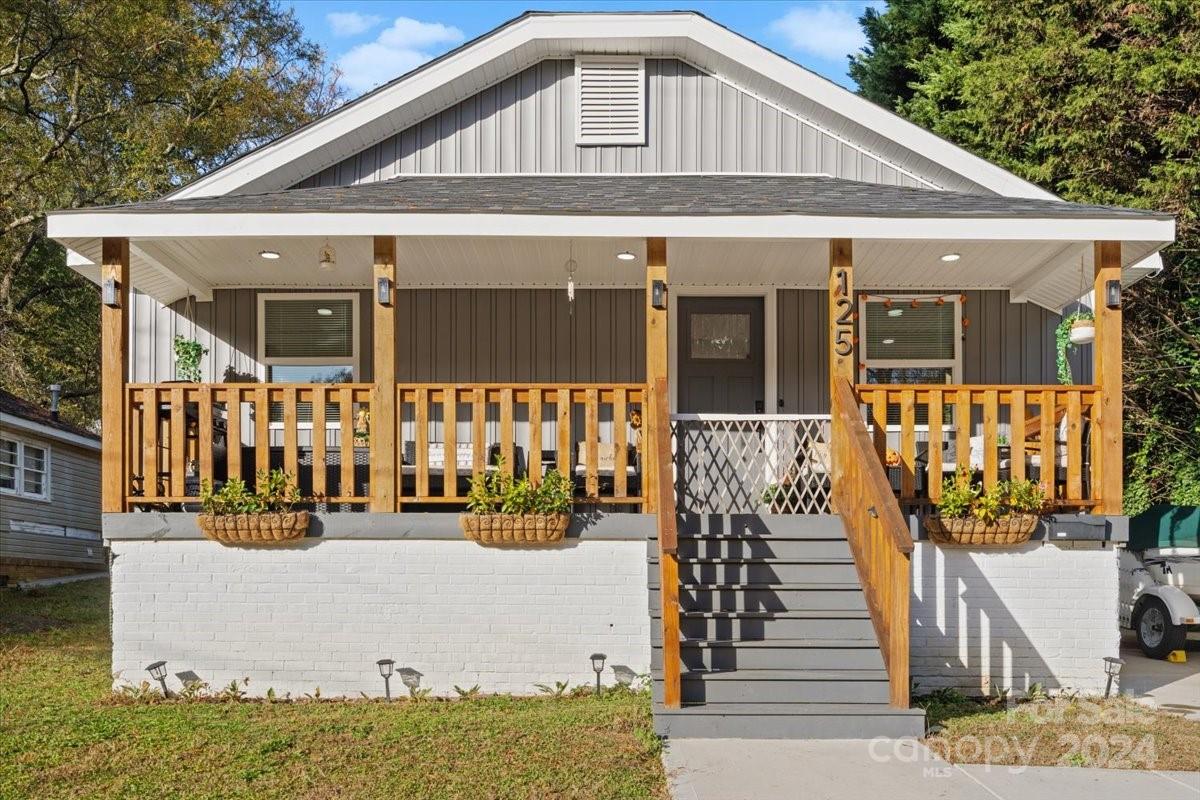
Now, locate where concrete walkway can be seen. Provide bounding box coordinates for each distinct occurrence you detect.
[664,738,1200,800]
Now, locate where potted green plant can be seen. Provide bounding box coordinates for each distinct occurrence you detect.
[926,466,1046,547]
[1055,310,1094,384]
[460,461,573,545]
[173,335,208,383]
[197,469,308,544]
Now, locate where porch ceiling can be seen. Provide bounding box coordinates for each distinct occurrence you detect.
[60,234,1161,313]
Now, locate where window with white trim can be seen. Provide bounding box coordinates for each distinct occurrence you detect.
[258,294,359,384]
[258,293,359,422]
[575,57,645,145]
[0,436,50,500]
[859,294,962,387]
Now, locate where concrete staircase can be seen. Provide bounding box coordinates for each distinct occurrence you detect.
[649,515,925,739]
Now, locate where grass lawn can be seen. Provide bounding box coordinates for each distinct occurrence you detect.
[919,689,1200,772]
[0,579,668,799]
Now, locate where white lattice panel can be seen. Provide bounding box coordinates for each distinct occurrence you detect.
[671,414,833,514]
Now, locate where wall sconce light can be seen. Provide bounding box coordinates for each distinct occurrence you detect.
[1103,656,1124,698]
[590,652,607,695]
[145,660,169,696]
[102,277,120,307]
[376,276,392,306]
[651,280,667,311]
[376,658,395,700]
[1105,279,1122,310]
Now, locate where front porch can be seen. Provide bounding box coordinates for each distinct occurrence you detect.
[48,173,1172,727]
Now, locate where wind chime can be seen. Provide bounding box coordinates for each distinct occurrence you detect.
[563,240,578,316]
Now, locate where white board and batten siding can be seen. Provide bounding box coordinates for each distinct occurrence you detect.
[0,426,104,568]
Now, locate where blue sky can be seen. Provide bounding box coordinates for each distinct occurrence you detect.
[286,1,883,98]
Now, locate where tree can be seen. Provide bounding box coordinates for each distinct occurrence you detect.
[853,0,1200,511]
[0,0,341,424]
[849,0,950,109]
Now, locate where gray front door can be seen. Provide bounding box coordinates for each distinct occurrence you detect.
[677,297,765,413]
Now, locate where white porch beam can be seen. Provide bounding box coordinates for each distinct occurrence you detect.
[48,211,1175,247]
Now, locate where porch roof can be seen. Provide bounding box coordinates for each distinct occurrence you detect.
[55,174,1171,221]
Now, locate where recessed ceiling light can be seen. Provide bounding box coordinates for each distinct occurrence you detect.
[940,252,961,262]
[316,308,333,317]
[882,338,896,345]
[259,250,280,260]
[616,250,637,261]
[888,308,904,317]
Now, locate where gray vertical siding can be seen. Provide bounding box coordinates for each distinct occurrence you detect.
[292,59,928,189]
[395,288,645,383]
[129,288,374,383]
[776,289,1090,414]
[0,428,104,567]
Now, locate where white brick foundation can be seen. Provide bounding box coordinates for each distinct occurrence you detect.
[910,541,1120,696]
[110,539,650,697]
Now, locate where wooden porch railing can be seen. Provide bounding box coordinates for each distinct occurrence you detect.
[122,381,647,510]
[396,383,647,506]
[124,383,375,506]
[854,384,1101,507]
[831,378,912,708]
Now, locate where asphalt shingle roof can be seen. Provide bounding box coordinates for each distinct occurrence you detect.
[0,389,99,442]
[67,174,1169,220]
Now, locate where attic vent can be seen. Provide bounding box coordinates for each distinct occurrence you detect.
[575,57,645,145]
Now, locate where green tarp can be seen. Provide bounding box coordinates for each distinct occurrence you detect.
[1128,505,1200,551]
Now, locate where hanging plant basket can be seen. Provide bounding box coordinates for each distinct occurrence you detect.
[459,513,570,545]
[198,511,310,545]
[1069,318,1095,345]
[925,514,1039,547]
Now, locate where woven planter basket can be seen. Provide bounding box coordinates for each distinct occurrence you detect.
[198,511,310,545]
[925,514,1039,547]
[459,513,570,545]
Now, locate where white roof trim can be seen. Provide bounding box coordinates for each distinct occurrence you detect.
[1,413,101,451]
[168,12,1055,201]
[49,210,1175,244]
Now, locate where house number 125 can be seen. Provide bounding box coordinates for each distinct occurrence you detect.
[833,269,854,357]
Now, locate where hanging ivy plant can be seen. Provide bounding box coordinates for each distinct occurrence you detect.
[173,335,208,382]
[1054,310,1093,385]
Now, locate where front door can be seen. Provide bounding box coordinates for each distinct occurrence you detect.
[677,297,765,414]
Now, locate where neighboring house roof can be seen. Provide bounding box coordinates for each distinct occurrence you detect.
[0,389,100,450]
[165,11,1056,201]
[65,174,1171,220]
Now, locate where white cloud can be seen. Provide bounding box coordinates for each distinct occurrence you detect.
[335,17,464,95]
[768,3,876,62]
[326,11,383,38]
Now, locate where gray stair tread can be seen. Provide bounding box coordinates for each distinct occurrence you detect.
[677,669,888,681]
[676,637,882,649]
[675,533,847,541]
[669,609,870,619]
[654,702,925,717]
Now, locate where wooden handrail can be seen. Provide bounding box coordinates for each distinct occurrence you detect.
[832,378,911,708]
[651,376,681,709]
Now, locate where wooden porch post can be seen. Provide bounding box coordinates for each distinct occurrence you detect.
[101,237,129,513]
[371,236,397,512]
[1093,241,1123,514]
[828,239,854,499]
[645,236,680,710]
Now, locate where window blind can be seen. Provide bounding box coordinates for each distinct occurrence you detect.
[863,301,956,361]
[262,299,354,360]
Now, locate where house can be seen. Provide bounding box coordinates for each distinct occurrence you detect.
[0,388,104,583]
[45,11,1175,738]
